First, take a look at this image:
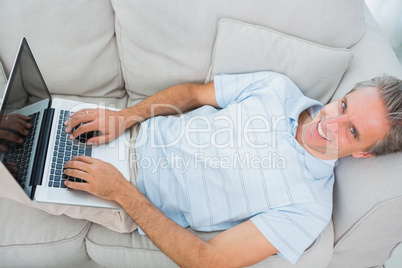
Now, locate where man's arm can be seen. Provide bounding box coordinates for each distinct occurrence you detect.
[63,156,278,267]
[115,183,278,268]
[64,82,218,145]
[121,81,219,124]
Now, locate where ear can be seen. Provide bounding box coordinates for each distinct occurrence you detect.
[352,151,374,158]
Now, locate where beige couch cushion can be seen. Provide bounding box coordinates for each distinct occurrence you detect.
[0,198,91,268]
[86,221,334,267]
[113,0,365,106]
[206,19,352,105]
[331,5,402,101]
[0,0,124,99]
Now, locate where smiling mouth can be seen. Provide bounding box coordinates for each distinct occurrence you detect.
[317,121,330,141]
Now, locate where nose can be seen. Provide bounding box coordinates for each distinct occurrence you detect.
[324,114,348,125]
[321,114,348,136]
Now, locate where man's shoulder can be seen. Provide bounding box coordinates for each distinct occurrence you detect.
[213,71,304,108]
[216,71,300,91]
[246,71,304,100]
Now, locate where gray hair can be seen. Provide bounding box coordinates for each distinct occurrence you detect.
[348,75,402,156]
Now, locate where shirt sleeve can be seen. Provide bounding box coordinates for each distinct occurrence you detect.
[250,202,332,264]
[213,71,278,108]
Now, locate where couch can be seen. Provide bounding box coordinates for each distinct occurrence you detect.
[0,0,401,267]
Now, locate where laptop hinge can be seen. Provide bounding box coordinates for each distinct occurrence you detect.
[30,108,54,199]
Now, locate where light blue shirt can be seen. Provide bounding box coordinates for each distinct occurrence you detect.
[135,71,336,264]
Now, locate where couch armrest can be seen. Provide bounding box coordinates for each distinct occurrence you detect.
[329,154,402,268]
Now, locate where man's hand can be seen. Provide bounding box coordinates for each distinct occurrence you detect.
[0,114,32,135]
[0,114,32,152]
[63,155,129,200]
[64,108,136,145]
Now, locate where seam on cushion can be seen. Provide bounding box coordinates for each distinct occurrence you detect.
[85,237,169,262]
[86,238,170,268]
[0,222,92,248]
[206,19,223,83]
[110,0,125,92]
[113,2,130,99]
[85,236,163,253]
[333,196,402,250]
[344,1,366,48]
[386,241,402,261]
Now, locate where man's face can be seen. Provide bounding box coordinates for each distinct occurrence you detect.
[300,86,390,160]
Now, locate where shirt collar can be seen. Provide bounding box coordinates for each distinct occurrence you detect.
[285,96,323,137]
[285,96,323,124]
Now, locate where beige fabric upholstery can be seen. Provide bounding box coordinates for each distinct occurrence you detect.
[0,198,91,268]
[0,0,125,99]
[206,19,352,105]
[329,155,402,267]
[86,221,334,268]
[331,5,402,101]
[112,0,366,105]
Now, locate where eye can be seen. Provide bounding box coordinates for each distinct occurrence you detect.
[341,101,346,112]
[350,127,356,136]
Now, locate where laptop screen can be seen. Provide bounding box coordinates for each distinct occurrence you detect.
[0,38,51,197]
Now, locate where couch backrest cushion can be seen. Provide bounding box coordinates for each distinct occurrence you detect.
[206,19,353,105]
[331,5,402,101]
[0,0,124,99]
[113,0,365,105]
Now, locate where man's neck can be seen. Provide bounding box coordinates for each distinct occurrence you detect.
[295,109,312,147]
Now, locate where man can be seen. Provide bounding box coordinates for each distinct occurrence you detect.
[11,71,402,266]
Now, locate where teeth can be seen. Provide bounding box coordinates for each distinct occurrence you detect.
[318,122,330,141]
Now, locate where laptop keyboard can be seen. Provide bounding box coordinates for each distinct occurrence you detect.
[3,112,40,189]
[48,110,97,188]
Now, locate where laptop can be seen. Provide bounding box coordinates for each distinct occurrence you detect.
[0,37,131,209]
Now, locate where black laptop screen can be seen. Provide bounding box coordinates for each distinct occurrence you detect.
[0,38,51,197]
